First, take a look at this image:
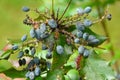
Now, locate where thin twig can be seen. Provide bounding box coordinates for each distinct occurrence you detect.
[59,29,75,39]
[52,0,55,18]
[58,0,72,22]
[56,8,60,20]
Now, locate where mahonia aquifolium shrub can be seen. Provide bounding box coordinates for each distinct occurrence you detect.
[0,0,112,80]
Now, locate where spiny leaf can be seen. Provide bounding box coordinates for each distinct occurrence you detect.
[3,68,27,78]
[66,69,79,80]
[83,51,115,80]
[0,50,12,60]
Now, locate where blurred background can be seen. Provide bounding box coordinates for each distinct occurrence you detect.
[0,0,120,79]
[0,0,120,50]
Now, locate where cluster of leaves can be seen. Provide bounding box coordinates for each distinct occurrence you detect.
[0,0,115,80]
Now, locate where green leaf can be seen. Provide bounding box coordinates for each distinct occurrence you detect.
[66,69,79,80]
[35,76,43,80]
[83,52,115,80]
[84,28,107,46]
[0,60,12,72]
[52,49,69,69]
[65,51,79,68]
[3,68,26,78]
[52,34,69,69]
[46,69,64,80]
[0,50,12,60]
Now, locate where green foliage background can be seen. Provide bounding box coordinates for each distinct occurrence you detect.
[0,0,120,50]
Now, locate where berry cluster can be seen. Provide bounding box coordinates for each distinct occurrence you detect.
[1,1,111,80]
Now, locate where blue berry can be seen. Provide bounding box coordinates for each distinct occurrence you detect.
[83,33,89,40]
[31,47,36,56]
[40,23,47,33]
[17,51,24,58]
[29,71,35,80]
[34,66,41,76]
[22,58,26,65]
[42,44,47,50]
[106,14,112,21]
[25,71,30,78]
[30,28,36,38]
[88,39,100,45]
[76,22,85,31]
[83,19,92,27]
[35,28,41,40]
[46,51,52,59]
[33,57,40,65]
[21,34,27,42]
[27,60,35,71]
[76,8,84,15]
[83,49,90,58]
[48,19,57,28]
[84,6,92,14]
[22,6,30,12]
[12,44,18,50]
[46,61,51,70]
[87,35,96,41]
[74,38,80,44]
[40,33,49,39]
[76,31,83,38]
[56,45,64,54]
[78,45,85,55]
